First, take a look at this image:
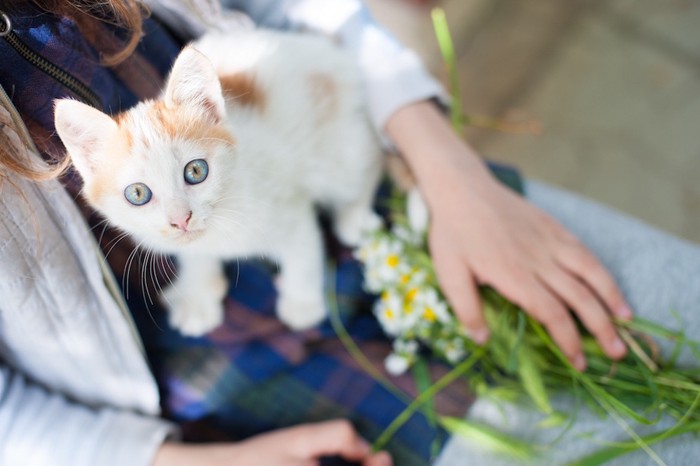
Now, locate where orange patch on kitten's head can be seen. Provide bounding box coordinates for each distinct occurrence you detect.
[219,73,266,112]
[148,100,237,147]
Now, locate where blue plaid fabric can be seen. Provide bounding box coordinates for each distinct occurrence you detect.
[1,5,524,464]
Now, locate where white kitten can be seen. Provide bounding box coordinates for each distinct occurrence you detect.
[55,29,383,336]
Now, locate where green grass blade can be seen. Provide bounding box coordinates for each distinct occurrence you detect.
[373,348,486,451]
[517,347,553,414]
[439,416,538,460]
[566,421,700,466]
[431,7,466,135]
[506,311,527,372]
[412,359,437,426]
[411,359,443,459]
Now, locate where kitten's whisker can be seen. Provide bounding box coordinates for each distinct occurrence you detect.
[142,247,165,331]
[140,249,153,307]
[150,252,169,323]
[89,217,109,233]
[149,250,160,304]
[103,232,130,261]
[162,254,178,278]
[158,256,179,295]
[123,241,144,300]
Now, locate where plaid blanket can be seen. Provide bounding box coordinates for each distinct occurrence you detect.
[1,5,521,464]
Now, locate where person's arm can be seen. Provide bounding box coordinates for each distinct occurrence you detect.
[0,365,174,466]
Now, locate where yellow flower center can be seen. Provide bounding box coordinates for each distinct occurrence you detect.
[405,288,418,303]
[423,307,437,322]
[386,254,400,268]
[400,274,411,285]
[403,288,418,314]
[384,308,395,320]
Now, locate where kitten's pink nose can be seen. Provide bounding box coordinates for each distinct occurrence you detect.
[170,211,192,231]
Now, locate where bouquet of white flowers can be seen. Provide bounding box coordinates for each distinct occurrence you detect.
[352,182,700,464]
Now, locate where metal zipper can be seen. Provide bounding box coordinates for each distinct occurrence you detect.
[0,10,102,109]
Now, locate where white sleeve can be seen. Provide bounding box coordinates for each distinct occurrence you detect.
[222,0,447,136]
[0,365,176,466]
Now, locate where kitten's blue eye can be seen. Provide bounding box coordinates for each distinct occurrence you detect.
[124,183,152,206]
[184,159,208,185]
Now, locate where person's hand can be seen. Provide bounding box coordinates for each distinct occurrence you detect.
[386,101,633,370]
[152,419,392,466]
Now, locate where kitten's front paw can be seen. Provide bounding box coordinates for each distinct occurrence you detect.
[277,294,327,330]
[168,298,224,336]
[161,278,226,336]
[335,210,382,246]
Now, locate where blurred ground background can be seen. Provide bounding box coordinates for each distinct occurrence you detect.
[365,0,700,243]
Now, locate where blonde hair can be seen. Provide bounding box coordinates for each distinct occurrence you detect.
[0,0,145,185]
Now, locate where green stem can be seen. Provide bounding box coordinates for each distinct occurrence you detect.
[431,7,465,136]
[373,347,486,451]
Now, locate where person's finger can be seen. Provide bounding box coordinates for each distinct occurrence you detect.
[431,247,488,344]
[364,450,393,466]
[556,240,633,321]
[499,267,585,370]
[291,420,372,461]
[540,264,626,359]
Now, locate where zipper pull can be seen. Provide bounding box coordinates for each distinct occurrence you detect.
[0,11,11,37]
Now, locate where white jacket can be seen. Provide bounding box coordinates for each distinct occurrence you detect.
[0,1,441,465]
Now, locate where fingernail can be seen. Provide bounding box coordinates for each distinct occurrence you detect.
[376,451,393,466]
[616,304,633,320]
[357,438,371,455]
[573,353,587,372]
[470,327,490,345]
[610,337,627,357]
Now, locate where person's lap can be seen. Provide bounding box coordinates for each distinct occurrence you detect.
[435,179,700,466]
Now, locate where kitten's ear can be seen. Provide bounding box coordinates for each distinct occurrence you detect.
[164,46,225,123]
[54,99,118,180]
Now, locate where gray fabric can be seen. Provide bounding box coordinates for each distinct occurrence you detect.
[0,367,174,466]
[0,175,176,466]
[436,180,700,466]
[0,87,175,466]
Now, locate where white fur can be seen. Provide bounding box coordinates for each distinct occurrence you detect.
[55,29,383,335]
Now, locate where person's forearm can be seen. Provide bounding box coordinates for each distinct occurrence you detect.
[384,101,493,211]
[152,443,217,466]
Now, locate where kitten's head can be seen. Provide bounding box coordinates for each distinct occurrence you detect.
[55,47,235,251]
